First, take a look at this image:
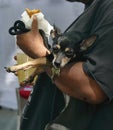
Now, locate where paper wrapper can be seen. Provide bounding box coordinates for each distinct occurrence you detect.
[21,11,53,38]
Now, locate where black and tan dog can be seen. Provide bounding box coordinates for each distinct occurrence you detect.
[5,31,97,86]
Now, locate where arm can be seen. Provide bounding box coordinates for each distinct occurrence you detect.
[46,62,107,104]
[16,16,50,59]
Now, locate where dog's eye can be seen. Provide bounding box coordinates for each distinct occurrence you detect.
[52,44,60,53]
[65,48,74,58]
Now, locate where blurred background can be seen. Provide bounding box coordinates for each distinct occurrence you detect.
[0,0,84,129]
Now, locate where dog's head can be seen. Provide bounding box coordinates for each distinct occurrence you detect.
[51,34,97,69]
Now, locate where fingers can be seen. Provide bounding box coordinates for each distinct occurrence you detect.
[46,49,51,55]
[31,15,38,33]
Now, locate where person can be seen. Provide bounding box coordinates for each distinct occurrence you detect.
[16,0,113,130]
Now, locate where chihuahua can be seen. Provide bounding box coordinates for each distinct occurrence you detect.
[5,31,97,86]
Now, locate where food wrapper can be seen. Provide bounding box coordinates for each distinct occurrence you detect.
[21,10,53,38]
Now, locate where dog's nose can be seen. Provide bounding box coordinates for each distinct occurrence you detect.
[54,62,60,68]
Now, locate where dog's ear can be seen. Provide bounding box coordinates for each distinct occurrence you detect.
[50,25,62,39]
[80,35,97,51]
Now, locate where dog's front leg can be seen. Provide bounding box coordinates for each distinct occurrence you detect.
[20,65,48,86]
[5,57,49,73]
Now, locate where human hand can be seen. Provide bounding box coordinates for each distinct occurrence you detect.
[16,15,50,59]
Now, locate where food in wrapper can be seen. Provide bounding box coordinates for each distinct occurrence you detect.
[21,8,53,38]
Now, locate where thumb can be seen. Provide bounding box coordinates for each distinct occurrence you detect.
[31,15,38,33]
